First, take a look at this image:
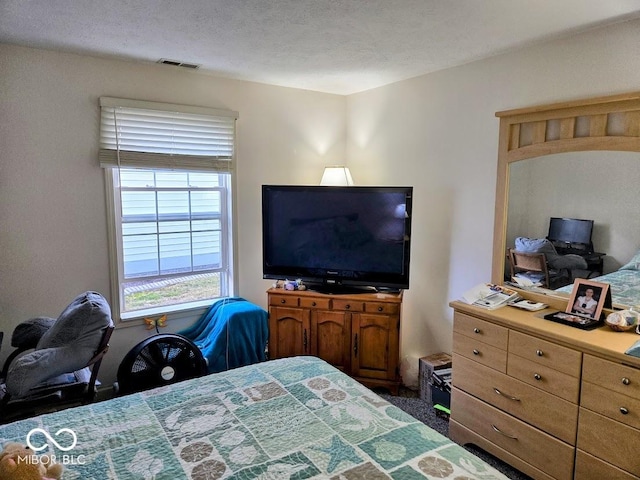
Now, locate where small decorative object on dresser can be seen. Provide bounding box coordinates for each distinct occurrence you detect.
[605,308,639,331]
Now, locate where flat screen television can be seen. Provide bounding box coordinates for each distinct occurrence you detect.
[547,217,594,248]
[262,185,413,293]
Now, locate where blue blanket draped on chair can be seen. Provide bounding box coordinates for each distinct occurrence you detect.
[178,297,268,373]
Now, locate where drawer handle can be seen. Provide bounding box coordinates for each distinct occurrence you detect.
[536,350,544,357]
[378,306,383,312]
[311,301,316,307]
[620,407,629,415]
[491,424,518,440]
[280,299,286,304]
[345,304,351,309]
[533,373,542,381]
[473,328,481,334]
[622,377,631,386]
[493,387,520,402]
[472,349,480,356]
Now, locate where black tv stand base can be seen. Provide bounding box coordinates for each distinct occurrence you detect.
[308,284,380,295]
[375,287,402,294]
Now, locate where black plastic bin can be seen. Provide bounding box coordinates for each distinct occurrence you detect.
[431,368,452,409]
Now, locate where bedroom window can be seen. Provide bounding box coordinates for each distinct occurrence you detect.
[99,97,238,321]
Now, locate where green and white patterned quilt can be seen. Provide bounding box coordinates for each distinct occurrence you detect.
[0,356,508,479]
[556,269,640,307]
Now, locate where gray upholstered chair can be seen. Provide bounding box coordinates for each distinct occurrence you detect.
[511,237,588,288]
[0,291,114,421]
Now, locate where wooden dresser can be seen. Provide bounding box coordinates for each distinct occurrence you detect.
[450,300,640,480]
[267,288,403,393]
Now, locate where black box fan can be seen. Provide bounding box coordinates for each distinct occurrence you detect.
[114,333,207,395]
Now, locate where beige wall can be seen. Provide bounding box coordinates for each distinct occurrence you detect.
[2,16,639,389]
[0,44,346,384]
[347,17,640,384]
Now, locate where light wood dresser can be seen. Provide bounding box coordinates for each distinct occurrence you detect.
[449,300,640,480]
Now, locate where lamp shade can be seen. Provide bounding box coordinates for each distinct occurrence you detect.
[320,166,354,186]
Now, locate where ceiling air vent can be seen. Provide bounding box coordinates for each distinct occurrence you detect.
[157,59,200,70]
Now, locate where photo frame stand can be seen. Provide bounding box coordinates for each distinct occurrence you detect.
[543,311,604,330]
[543,279,611,330]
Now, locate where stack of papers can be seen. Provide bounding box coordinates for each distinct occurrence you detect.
[507,298,548,312]
[461,283,522,310]
[511,274,542,287]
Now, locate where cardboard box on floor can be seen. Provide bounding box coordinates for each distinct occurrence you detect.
[418,353,452,404]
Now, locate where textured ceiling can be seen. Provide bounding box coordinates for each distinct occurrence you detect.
[2,0,640,95]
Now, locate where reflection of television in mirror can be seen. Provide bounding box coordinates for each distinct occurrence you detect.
[547,217,594,252]
[262,185,412,293]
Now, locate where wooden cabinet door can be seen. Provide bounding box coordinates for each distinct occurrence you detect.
[268,306,311,358]
[310,310,351,372]
[351,312,399,381]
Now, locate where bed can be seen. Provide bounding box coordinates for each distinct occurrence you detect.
[0,356,508,479]
[556,249,640,307]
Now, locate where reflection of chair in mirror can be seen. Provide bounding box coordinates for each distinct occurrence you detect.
[508,248,569,289]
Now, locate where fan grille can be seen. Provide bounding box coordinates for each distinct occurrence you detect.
[117,335,206,395]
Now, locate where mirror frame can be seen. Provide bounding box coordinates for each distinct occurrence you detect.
[492,91,640,287]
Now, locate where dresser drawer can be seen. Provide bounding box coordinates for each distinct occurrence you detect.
[507,352,580,403]
[581,381,640,430]
[453,332,507,373]
[577,408,640,476]
[451,388,575,480]
[269,294,299,307]
[299,297,331,309]
[509,330,582,377]
[332,299,364,312]
[575,450,638,480]
[582,354,640,398]
[453,354,578,444]
[364,302,399,315]
[453,312,508,350]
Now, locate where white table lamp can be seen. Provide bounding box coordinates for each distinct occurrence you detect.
[320,166,354,186]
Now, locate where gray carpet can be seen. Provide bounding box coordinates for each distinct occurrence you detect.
[377,389,532,480]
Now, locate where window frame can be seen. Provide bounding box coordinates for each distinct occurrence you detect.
[100,98,238,325]
[105,168,236,324]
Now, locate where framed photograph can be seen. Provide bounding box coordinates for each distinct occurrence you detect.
[566,279,610,320]
[544,279,610,330]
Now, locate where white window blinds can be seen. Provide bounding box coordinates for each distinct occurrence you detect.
[99,97,238,172]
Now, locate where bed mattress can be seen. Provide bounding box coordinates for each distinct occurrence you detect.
[0,356,508,479]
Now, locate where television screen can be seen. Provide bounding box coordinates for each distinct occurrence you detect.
[262,185,412,292]
[547,217,594,247]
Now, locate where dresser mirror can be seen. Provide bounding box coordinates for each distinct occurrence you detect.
[491,91,640,309]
